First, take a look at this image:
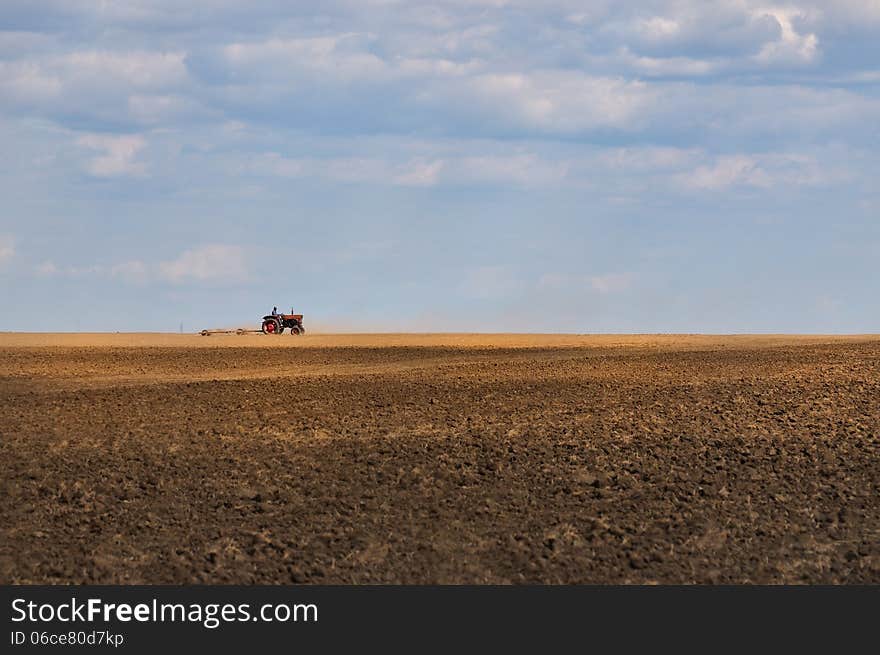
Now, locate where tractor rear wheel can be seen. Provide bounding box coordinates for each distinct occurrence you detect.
[262,320,278,334]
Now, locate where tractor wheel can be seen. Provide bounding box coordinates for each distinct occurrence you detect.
[291,327,301,335]
[262,320,278,334]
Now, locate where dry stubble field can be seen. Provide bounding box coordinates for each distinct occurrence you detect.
[1,333,878,584]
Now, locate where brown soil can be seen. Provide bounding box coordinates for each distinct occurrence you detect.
[1,333,878,584]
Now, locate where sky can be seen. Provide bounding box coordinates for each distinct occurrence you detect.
[0,0,878,333]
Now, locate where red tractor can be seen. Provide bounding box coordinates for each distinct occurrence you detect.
[261,311,305,335]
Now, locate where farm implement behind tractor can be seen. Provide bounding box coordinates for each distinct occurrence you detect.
[199,309,306,336]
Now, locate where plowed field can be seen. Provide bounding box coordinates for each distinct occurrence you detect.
[1,333,878,583]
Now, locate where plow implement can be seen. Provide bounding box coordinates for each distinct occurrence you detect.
[198,328,260,336]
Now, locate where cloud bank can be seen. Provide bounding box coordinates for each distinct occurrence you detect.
[1,1,878,331]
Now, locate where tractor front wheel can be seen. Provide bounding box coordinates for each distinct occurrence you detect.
[291,327,301,335]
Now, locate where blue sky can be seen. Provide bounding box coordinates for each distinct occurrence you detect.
[1,1,878,332]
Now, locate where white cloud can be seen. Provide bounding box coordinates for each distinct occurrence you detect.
[223,36,388,81]
[752,7,819,65]
[397,57,481,77]
[590,272,635,295]
[597,146,700,172]
[538,271,636,295]
[34,258,174,283]
[29,245,249,287]
[35,262,109,278]
[460,71,652,132]
[77,134,147,177]
[35,260,57,276]
[1,51,187,103]
[635,16,682,42]
[684,154,771,190]
[213,33,668,137]
[0,61,62,104]
[159,244,247,283]
[393,158,445,186]
[66,264,106,276]
[0,235,15,265]
[0,50,188,127]
[680,153,827,190]
[616,48,718,76]
[600,3,782,59]
[242,143,847,194]
[249,151,569,188]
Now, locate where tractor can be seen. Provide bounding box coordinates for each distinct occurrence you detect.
[261,311,305,335]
